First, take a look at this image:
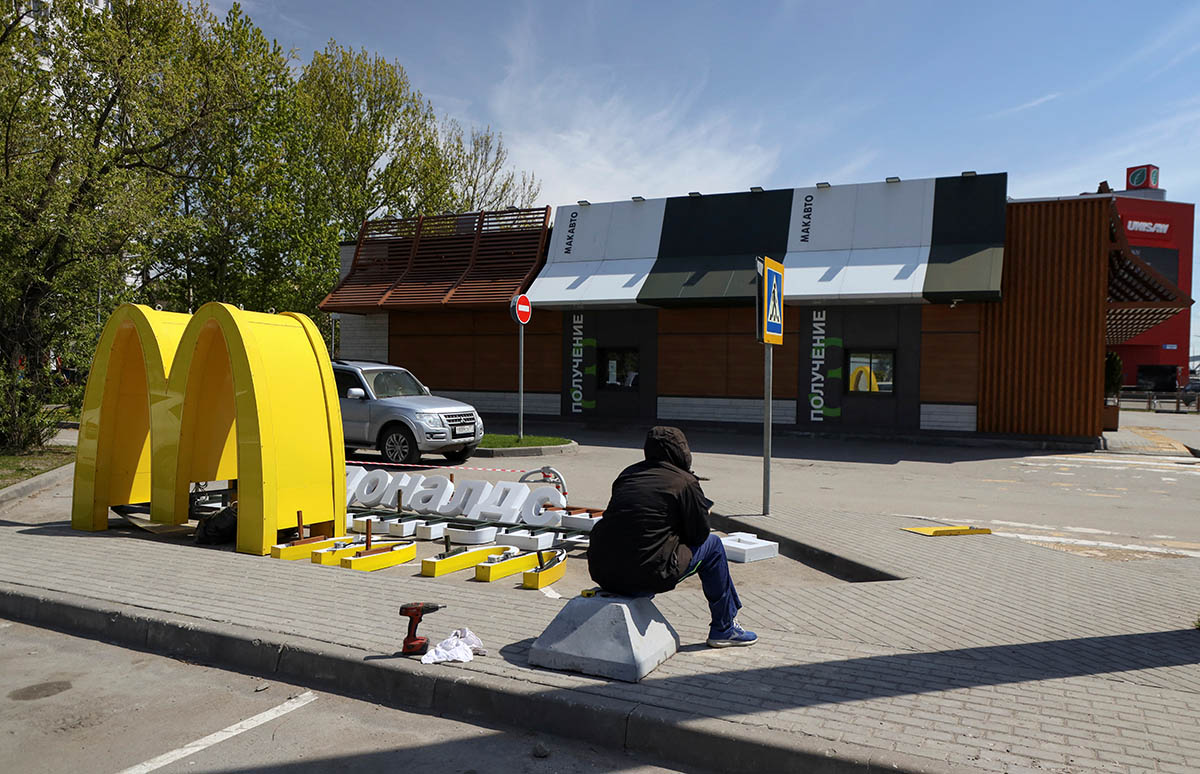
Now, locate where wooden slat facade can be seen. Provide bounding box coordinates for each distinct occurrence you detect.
[387,310,562,393]
[319,220,418,313]
[978,199,1108,437]
[380,213,480,307]
[444,208,550,306]
[657,307,800,398]
[920,304,980,405]
[320,207,550,313]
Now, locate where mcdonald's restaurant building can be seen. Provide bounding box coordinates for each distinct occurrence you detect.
[321,172,1193,443]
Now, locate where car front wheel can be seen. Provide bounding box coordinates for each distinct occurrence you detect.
[378,425,419,465]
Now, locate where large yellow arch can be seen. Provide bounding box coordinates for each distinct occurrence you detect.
[72,304,191,531]
[151,303,345,555]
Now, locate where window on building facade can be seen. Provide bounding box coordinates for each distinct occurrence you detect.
[847,351,894,393]
[598,348,639,390]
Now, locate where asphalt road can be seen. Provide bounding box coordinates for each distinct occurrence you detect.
[0,619,685,774]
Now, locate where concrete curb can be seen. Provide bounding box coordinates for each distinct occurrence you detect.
[474,440,578,458]
[0,462,74,508]
[0,583,954,774]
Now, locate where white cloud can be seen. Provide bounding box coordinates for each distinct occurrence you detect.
[816,149,881,185]
[484,12,780,208]
[1009,105,1200,199]
[989,92,1061,118]
[1085,4,1200,87]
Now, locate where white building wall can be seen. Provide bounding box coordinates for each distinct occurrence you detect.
[440,391,560,416]
[919,404,977,432]
[338,243,356,280]
[336,313,388,362]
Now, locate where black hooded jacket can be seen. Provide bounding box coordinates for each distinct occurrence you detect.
[587,427,714,594]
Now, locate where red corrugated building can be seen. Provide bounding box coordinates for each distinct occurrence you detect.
[1110,190,1194,389]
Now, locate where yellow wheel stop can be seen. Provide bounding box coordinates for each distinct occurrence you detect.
[902,525,992,537]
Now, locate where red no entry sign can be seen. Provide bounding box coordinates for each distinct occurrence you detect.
[510,294,532,325]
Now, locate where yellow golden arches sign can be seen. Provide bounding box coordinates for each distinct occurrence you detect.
[849,365,880,392]
[72,303,346,555]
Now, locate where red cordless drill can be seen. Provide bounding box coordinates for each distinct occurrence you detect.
[399,602,444,656]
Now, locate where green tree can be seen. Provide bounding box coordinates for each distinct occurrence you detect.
[448,122,541,212]
[295,42,457,240]
[0,1,544,452]
[140,4,337,318]
[0,0,274,450]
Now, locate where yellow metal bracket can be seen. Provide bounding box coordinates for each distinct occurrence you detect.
[312,540,376,565]
[475,550,539,582]
[421,546,511,577]
[341,542,417,572]
[271,537,348,561]
[522,550,568,589]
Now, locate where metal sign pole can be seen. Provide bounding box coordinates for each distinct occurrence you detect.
[518,322,525,441]
[763,342,772,516]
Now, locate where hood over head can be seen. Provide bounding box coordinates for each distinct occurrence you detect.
[643,426,693,472]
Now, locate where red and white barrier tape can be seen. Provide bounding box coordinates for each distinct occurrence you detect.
[348,459,532,474]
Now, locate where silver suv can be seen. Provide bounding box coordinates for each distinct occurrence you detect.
[332,360,483,464]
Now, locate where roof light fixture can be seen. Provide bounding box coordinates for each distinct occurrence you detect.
[688,191,702,197]
[632,195,645,202]
[577,200,590,206]
[750,186,765,193]
[816,182,831,189]
[885,176,901,183]
[961,170,977,177]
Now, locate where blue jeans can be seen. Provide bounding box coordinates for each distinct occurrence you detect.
[679,533,741,633]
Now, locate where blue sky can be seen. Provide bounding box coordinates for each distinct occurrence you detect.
[218,0,1200,356]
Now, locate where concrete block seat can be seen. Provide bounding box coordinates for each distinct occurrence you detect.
[528,590,680,682]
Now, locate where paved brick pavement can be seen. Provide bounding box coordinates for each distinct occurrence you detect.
[2,476,1200,772]
[1104,425,1193,456]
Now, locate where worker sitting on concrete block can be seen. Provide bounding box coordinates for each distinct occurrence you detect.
[587,426,756,648]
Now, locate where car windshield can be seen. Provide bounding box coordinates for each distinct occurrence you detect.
[362,368,425,398]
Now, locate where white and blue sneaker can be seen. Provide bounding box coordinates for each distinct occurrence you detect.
[706,619,758,648]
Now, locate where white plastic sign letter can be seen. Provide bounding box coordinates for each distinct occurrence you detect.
[346,466,368,507]
[355,469,391,507]
[379,472,411,509]
[410,475,454,515]
[521,486,567,526]
[437,480,493,518]
[470,481,530,524]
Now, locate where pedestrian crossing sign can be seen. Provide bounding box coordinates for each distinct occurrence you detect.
[757,255,784,345]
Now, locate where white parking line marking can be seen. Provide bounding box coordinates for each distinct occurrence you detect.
[1063,526,1118,535]
[117,691,318,774]
[992,532,1200,559]
[1055,454,1200,465]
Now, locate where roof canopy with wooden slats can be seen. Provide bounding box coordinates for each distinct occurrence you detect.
[1105,199,1192,345]
[320,207,550,313]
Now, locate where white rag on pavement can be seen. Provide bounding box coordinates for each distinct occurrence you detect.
[420,627,487,664]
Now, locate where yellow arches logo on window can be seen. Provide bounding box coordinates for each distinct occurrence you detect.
[71,303,346,555]
[849,365,880,392]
